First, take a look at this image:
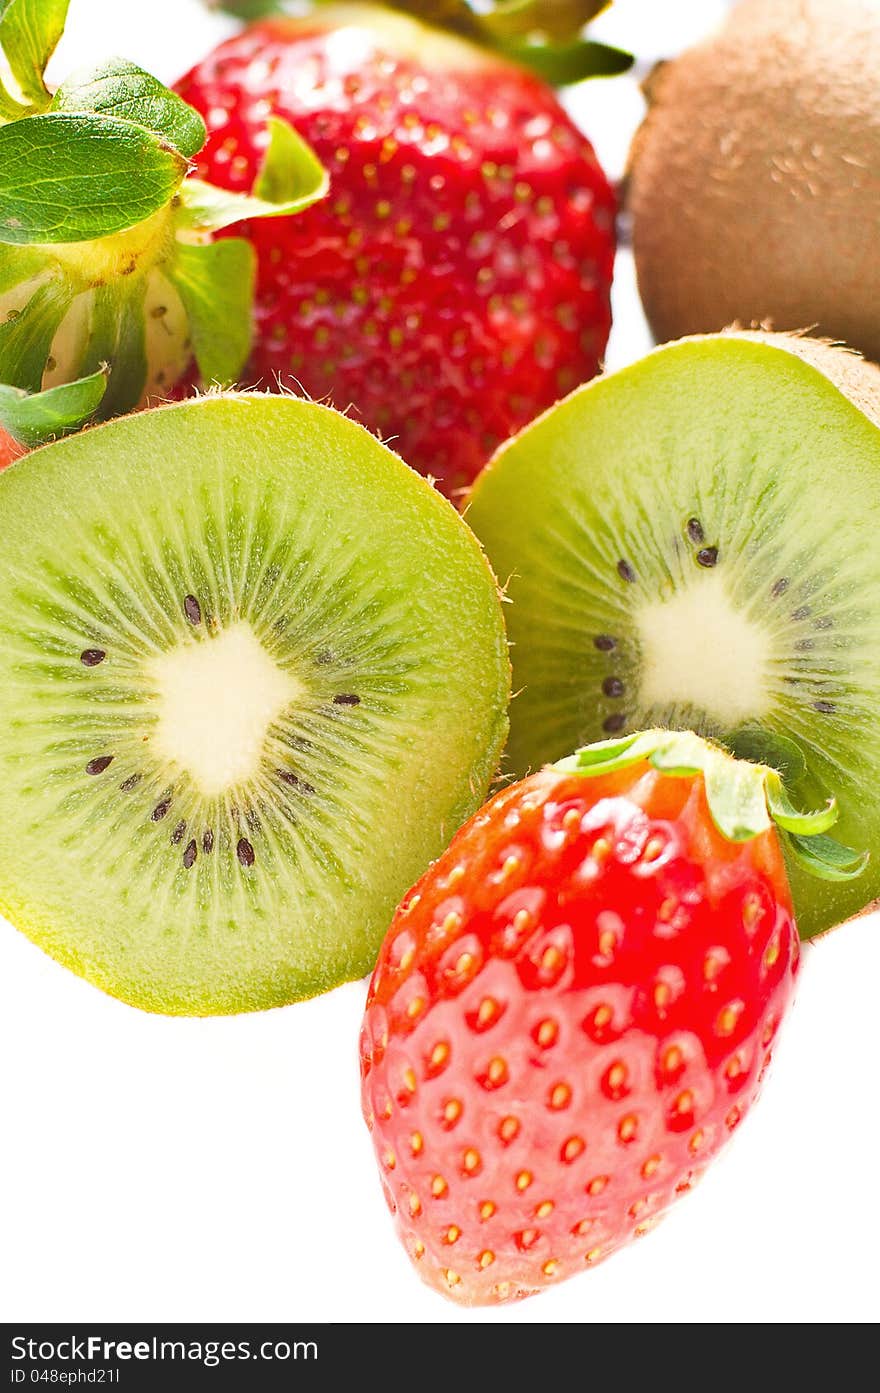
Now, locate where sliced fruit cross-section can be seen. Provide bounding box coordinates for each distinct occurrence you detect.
[0,395,510,1013]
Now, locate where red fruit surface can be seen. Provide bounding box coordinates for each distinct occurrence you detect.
[176,9,616,495]
[360,760,799,1304]
[0,427,24,469]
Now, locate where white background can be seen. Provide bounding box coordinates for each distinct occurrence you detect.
[2,0,878,1325]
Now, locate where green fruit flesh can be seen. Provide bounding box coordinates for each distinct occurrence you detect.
[0,394,510,1013]
[467,334,880,937]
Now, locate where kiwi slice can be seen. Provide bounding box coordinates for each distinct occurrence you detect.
[0,395,510,1014]
[466,332,880,937]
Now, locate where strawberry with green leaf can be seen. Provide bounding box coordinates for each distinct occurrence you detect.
[0,0,327,449]
[361,730,866,1304]
[180,1,624,495]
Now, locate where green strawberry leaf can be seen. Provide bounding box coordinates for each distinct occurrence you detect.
[0,0,70,106]
[178,116,328,234]
[554,729,868,881]
[0,241,44,295]
[494,36,633,82]
[474,1,612,42]
[700,751,772,843]
[556,732,642,773]
[765,772,839,838]
[0,368,107,446]
[51,59,207,159]
[0,276,74,391]
[0,113,188,245]
[202,0,278,15]
[0,82,28,119]
[167,239,255,387]
[783,831,869,884]
[72,283,150,419]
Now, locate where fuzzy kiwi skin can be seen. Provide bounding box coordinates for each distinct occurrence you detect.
[628,0,880,362]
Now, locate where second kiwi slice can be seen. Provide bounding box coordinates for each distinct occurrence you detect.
[467,333,880,936]
[0,395,510,1014]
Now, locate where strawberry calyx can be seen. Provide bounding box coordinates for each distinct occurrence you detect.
[555,729,869,883]
[205,0,634,84]
[0,0,328,447]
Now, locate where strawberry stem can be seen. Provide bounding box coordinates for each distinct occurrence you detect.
[205,0,634,85]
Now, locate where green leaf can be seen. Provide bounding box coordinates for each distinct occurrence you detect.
[255,116,327,205]
[0,241,44,295]
[0,368,107,446]
[202,0,279,15]
[51,59,207,159]
[202,1,627,86]
[0,79,29,120]
[495,36,633,82]
[74,283,149,419]
[784,832,869,884]
[765,772,839,838]
[700,751,772,842]
[554,728,868,886]
[167,239,255,387]
[0,0,70,106]
[0,277,74,391]
[475,1,612,41]
[556,732,642,774]
[0,113,188,245]
[178,117,327,235]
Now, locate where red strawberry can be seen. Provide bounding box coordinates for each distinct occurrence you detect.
[360,730,865,1304]
[176,4,616,496]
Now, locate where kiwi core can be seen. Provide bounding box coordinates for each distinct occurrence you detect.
[148,623,301,796]
[636,570,772,725]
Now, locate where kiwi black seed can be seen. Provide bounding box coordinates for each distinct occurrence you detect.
[467,331,880,938]
[0,395,510,1014]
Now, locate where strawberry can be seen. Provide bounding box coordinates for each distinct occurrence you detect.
[0,1,325,451]
[176,3,617,495]
[360,730,866,1304]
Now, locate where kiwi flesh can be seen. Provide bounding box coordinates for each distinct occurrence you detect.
[0,394,510,1014]
[466,331,880,937]
[627,0,880,361]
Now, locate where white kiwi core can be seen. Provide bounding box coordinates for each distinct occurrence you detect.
[636,570,771,725]
[147,623,302,796]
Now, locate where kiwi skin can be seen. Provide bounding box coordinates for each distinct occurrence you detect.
[627,0,880,362]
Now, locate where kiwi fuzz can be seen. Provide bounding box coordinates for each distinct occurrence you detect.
[467,333,880,938]
[627,0,880,361]
[0,393,510,1014]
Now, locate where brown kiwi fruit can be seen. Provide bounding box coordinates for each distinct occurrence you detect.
[627,0,880,361]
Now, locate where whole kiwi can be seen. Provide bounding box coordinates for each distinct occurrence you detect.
[627,0,880,361]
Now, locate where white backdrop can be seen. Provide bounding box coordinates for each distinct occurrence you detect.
[1,0,878,1325]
